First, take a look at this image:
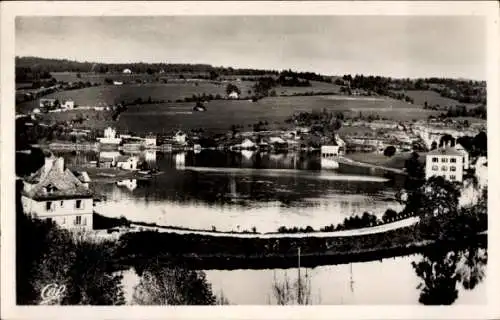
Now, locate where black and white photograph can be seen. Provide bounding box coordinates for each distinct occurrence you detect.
[1,1,499,319]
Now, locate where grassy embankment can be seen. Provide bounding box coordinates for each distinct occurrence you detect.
[344,151,427,170]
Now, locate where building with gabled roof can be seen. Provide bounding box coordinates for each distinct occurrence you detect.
[21,155,94,230]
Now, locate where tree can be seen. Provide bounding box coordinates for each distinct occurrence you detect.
[404,151,424,180]
[382,209,398,222]
[404,176,463,241]
[225,83,241,95]
[383,146,396,157]
[209,70,219,80]
[439,134,456,148]
[430,141,438,150]
[132,261,217,305]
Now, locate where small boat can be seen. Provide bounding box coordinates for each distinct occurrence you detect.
[97,172,116,177]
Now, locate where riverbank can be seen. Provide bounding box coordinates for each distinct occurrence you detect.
[339,155,408,175]
[113,226,487,271]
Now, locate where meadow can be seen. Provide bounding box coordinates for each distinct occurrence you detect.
[114,95,440,135]
[401,90,478,109]
[17,79,342,114]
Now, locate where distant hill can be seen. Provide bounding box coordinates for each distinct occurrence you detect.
[15,56,280,77]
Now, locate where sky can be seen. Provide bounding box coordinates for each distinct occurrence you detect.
[16,16,486,80]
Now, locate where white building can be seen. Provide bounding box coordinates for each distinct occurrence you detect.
[228,91,239,99]
[321,145,341,169]
[98,127,122,145]
[123,68,132,74]
[240,138,256,149]
[425,147,464,182]
[21,156,94,230]
[454,142,470,170]
[116,155,139,171]
[174,131,187,145]
[475,156,488,189]
[144,135,157,148]
[62,99,75,109]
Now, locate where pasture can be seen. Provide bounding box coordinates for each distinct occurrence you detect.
[114,95,440,135]
[401,90,477,108]
[16,80,343,114]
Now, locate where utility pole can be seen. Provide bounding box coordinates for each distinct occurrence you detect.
[297,247,301,304]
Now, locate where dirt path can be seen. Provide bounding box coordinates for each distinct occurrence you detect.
[127,216,419,239]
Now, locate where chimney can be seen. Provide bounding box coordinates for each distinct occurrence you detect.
[54,157,65,172]
[41,153,55,180]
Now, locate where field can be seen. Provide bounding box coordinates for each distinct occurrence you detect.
[401,90,478,109]
[17,80,342,114]
[114,96,440,135]
[33,95,441,135]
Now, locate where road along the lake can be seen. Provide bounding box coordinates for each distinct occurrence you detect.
[127,216,419,239]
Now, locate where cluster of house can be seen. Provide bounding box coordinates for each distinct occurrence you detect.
[97,127,158,150]
[35,98,75,113]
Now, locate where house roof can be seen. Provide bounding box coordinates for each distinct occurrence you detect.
[427,147,463,157]
[23,157,93,200]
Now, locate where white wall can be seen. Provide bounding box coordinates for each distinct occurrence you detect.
[425,155,464,182]
[321,145,340,157]
[21,196,93,230]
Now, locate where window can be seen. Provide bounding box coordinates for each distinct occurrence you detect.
[432,157,438,163]
[450,166,456,172]
[62,217,66,224]
[441,158,448,163]
[450,175,456,181]
[60,201,64,208]
[432,165,438,171]
[83,217,87,226]
[450,158,457,163]
[441,166,447,171]
[76,200,82,209]
[46,201,53,211]
[75,216,82,225]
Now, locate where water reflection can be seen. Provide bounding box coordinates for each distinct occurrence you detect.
[121,247,487,305]
[412,245,487,305]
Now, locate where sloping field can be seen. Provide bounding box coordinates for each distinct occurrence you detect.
[401,90,477,109]
[116,96,440,134]
[17,81,343,114]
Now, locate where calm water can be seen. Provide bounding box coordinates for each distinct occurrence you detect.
[58,150,404,232]
[120,248,487,305]
[55,150,486,305]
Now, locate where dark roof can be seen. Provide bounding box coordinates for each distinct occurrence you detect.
[427,147,463,157]
[23,157,93,200]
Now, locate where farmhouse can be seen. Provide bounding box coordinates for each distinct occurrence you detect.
[21,155,94,231]
[425,147,464,182]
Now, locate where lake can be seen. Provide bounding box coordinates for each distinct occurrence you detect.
[58,150,405,233]
[120,247,487,305]
[53,149,487,305]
